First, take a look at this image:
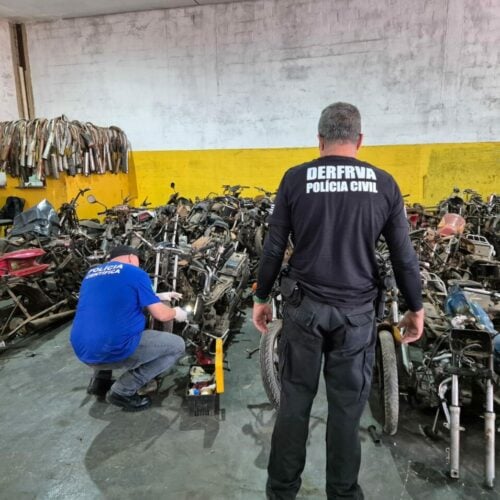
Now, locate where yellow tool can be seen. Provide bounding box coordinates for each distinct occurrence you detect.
[392,326,404,343]
[215,338,225,394]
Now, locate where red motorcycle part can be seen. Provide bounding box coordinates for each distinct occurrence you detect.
[0,248,50,278]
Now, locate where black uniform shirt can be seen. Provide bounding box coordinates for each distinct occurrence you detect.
[256,155,422,311]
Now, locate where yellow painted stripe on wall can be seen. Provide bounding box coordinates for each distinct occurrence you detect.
[1,142,498,219]
[132,142,499,207]
[0,172,132,220]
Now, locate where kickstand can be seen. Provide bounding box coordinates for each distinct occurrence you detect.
[367,425,381,445]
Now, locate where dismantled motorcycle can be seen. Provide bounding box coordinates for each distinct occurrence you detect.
[135,211,250,358]
[373,257,499,488]
[0,199,88,349]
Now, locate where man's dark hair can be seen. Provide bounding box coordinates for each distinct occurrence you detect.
[318,102,361,144]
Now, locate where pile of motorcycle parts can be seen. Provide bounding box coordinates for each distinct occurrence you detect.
[0,184,272,351]
[371,187,500,488]
[407,188,499,291]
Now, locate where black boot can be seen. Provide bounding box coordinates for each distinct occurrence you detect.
[87,370,114,398]
[106,390,152,412]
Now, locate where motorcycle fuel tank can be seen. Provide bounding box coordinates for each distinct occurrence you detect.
[219,252,248,278]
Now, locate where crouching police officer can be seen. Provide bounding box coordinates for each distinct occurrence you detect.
[70,245,188,412]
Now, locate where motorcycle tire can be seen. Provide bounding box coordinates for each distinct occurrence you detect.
[259,319,282,409]
[377,329,399,435]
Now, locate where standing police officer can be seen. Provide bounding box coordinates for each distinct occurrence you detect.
[253,102,424,499]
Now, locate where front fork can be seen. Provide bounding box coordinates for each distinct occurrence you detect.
[449,374,460,479]
[440,360,496,488]
[484,361,496,489]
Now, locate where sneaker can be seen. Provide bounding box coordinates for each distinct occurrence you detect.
[106,390,152,412]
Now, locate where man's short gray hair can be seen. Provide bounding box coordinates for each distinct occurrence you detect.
[318,102,361,144]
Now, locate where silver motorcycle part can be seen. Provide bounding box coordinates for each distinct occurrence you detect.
[449,373,460,479]
[484,353,495,489]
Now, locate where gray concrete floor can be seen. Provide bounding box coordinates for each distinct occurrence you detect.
[0,311,499,500]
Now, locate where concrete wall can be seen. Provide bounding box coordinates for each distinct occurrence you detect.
[24,0,500,150]
[0,0,498,211]
[0,20,19,120]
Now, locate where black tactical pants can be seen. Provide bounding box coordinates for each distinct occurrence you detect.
[266,293,376,500]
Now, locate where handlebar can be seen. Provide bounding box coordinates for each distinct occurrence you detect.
[463,287,500,300]
[67,187,91,207]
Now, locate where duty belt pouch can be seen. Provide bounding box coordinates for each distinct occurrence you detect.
[280,275,303,307]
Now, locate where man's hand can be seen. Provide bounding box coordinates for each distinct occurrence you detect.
[157,291,183,302]
[253,303,273,334]
[397,308,424,344]
[174,306,188,323]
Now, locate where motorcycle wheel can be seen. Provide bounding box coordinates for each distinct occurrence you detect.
[259,319,282,409]
[376,329,399,435]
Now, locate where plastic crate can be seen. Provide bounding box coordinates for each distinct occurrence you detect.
[186,365,220,417]
[186,392,220,416]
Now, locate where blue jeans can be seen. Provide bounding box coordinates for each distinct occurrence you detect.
[88,330,185,397]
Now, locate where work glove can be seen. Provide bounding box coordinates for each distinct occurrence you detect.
[157,291,183,302]
[174,306,188,323]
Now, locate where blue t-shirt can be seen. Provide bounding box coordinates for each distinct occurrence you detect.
[70,262,160,363]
